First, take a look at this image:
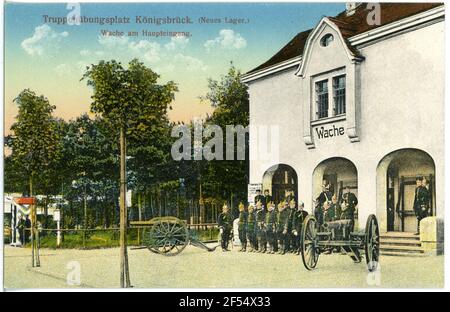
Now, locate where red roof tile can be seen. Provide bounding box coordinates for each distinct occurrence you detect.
[248,2,443,74]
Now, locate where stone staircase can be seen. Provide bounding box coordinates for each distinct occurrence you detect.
[380,232,425,257]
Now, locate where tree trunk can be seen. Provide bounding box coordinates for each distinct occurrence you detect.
[29,174,39,267]
[138,192,142,221]
[44,195,49,230]
[30,175,34,267]
[119,127,130,288]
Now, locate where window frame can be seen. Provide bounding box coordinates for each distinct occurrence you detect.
[320,34,334,47]
[333,75,346,116]
[312,69,347,121]
[315,79,329,119]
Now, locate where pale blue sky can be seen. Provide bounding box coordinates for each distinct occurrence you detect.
[4,2,345,131]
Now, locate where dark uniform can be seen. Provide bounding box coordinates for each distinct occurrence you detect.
[315,190,332,226]
[238,210,248,251]
[316,190,332,207]
[255,207,266,252]
[218,211,233,250]
[24,217,31,245]
[314,204,324,227]
[323,205,337,223]
[18,218,25,245]
[276,207,290,254]
[291,209,308,253]
[264,194,273,208]
[340,192,358,220]
[413,185,431,233]
[254,194,266,209]
[286,206,296,252]
[285,194,294,204]
[264,208,277,253]
[247,210,258,251]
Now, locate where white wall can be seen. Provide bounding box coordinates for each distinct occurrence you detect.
[248,20,444,231]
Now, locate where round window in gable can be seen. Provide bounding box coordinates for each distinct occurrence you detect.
[320,34,334,47]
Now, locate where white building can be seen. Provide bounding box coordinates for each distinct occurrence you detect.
[242,3,444,252]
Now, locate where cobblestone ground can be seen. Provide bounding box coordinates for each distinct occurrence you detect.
[3,244,444,289]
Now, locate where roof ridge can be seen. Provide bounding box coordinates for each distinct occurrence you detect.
[246,3,443,75]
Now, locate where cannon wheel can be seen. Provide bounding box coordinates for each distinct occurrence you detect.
[144,217,189,256]
[301,215,320,270]
[364,214,380,272]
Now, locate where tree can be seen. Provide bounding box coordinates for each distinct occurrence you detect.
[9,89,62,195]
[62,114,119,228]
[8,89,62,266]
[200,65,250,212]
[82,59,177,288]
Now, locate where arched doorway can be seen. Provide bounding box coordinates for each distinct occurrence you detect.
[312,157,358,219]
[262,164,298,205]
[377,149,435,233]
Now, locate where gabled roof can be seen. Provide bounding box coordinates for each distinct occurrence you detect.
[247,2,443,74]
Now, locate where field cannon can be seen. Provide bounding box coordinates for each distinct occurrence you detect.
[300,214,380,272]
[130,217,217,256]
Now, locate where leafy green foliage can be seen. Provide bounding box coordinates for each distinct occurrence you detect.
[5,62,249,227]
[200,65,250,203]
[81,59,178,137]
[8,89,62,193]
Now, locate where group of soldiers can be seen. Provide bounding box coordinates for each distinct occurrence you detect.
[218,189,308,254]
[313,181,358,231]
[217,181,360,254]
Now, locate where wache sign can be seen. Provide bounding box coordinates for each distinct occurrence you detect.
[313,120,345,140]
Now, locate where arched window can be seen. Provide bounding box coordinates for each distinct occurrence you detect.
[320,33,334,47]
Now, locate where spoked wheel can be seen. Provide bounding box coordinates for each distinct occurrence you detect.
[301,215,320,270]
[144,217,189,256]
[364,214,380,272]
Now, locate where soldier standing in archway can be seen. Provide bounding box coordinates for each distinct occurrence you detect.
[413,176,430,235]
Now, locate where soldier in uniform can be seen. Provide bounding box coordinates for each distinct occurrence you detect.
[340,189,357,232]
[218,203,233,252]
[413,176,431,235]
[264,190,272,209]
[255,201,266,253]
[314,202,324,227]
[264,201,277,254]
[314,182,333,227]
[286,199,296,252]
[323,200,337,224]
[340,187,358,219]
[254,190,266,210]
[237,202,247,252]
[246,204,258,252]
[316,181,333,207]
[291,200,308,255]
[422,176,430,190]
[275,200,290,255]
[24,216,31,245]
[17,216,25,245]
[285,189,295,205]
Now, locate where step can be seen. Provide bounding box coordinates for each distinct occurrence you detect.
[381,231,419,238]
[381,250,428,257]
[380,234,420,241]
[380,238,422,246]
[380,245,423,253]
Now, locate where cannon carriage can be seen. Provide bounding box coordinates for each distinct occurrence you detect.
[300,214,380,272]
[130,216,217,256]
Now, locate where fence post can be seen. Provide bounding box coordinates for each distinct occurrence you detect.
[57,218,61,247]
